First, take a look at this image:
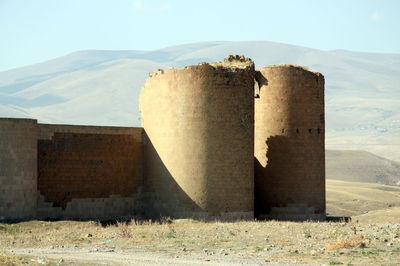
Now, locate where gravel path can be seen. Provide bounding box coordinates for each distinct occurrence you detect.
[7,247,301,266]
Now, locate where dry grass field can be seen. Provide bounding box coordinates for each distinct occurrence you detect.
[1,179,399,265]
[327,179,400,219]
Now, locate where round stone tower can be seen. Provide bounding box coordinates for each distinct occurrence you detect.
[0,118,38,221]
[140,55,255,220]
[254,65,325,221]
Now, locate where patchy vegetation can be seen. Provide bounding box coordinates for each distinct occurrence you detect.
[0,219,399,265]
[1,179,399,265]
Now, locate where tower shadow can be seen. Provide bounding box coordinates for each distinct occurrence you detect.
[142,131,204,220]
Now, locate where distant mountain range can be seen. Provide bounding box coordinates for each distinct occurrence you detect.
[0,41,399,161]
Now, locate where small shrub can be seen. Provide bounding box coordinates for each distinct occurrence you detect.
[361,249,379,256]
[255,246,264,252]
[166,229,176,239]
[329,259,343,265]
[326,235,368,250]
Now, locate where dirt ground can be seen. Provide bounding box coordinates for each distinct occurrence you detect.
[2,179,400,265]
[1,219,400,265]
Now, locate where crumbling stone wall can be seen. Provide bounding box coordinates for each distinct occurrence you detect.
[254,65,326,221]
[0,118,37,220]
[37,124,144,220]
[139,56,255,220]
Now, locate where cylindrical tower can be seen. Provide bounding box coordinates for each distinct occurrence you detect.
[0,118,38,221]
[254,65,325,221]
[140,55,255,220]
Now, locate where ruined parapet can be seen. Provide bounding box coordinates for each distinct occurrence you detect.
[254,65,325,221]
[140,55,255,220]
[0,118,38,221]
[36,124,144,220]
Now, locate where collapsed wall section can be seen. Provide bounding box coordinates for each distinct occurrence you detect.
[140,55,255,220]
[254,65,326,221]
[0,118,38,221]
[37,124,143,220]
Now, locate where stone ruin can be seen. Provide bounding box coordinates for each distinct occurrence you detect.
[0,55,325,222]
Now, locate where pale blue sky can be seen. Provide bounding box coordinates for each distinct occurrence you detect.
[1,0,399,72]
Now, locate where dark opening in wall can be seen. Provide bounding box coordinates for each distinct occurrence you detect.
[296,128,299,134]
[308,129,312,133]
[282,129,285,133]
[317,128,321,134]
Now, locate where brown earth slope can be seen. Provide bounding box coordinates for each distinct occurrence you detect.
[326,150,400,186]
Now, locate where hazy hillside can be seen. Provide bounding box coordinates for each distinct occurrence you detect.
[326,150,400,186]
[0,41,399,160]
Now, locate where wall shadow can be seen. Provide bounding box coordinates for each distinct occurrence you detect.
[254,70,268,98]
[37,133,143,209]
[255,135,291,217]
[255,135,325,220]
[34,131,204,222]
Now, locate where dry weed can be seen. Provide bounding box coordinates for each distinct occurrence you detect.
[326,235,368,250]
[116,221,133,238]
